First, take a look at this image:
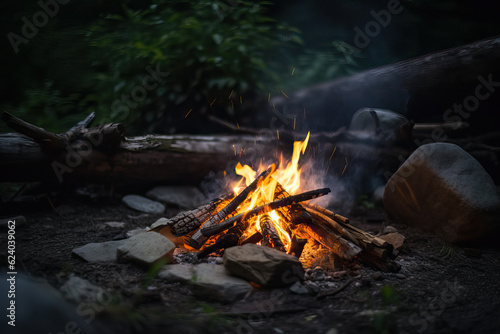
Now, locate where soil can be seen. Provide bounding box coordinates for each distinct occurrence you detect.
[1,191,500,334]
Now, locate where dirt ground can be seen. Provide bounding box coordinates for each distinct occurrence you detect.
[1,191,500,334]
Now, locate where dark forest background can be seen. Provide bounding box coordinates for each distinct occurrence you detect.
[1,0,499,134]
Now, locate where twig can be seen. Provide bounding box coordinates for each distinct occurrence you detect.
[316,278,354,299]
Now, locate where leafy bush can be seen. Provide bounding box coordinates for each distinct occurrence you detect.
[85,0,301,131]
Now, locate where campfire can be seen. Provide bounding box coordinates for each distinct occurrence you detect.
[150,133,399,271]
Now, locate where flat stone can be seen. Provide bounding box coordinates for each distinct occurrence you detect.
[60,276,105,304]
[191,263,252,302]
[0,215,27,229]
[384,143,500,243]
[146,186,206,209]
[72,240,126,263]
[122,194,165,214]
[223,244,304,287]
[117,231,175,267]
[158,264,195,283]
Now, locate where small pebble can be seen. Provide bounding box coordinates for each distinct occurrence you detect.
[394,273,406,279]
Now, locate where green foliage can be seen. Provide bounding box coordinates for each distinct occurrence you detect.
[85,0,300,128]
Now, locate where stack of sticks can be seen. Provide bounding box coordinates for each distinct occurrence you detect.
[149,164,398,271]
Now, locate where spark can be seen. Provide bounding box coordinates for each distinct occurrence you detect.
[280,89,289,100]
[329,146,337,160]
[276,130,279,140]
[236,121,240,129]
[291,67,295,76]
[324,147,336,176]
[233,144,236,156]
[293,117,296,130]
[341,157,348,176]
[228,90,234,99]
[185,109,192,118]
[210,98,216,107]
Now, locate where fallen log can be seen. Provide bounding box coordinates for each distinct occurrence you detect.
[270,36,500,133]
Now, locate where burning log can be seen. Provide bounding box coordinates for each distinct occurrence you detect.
[288,235,307,258]
[240,232,263,245]
[259,214,285,252]
[303,203,399,271]
[196,220,250,259]
[296,220,362,261]
[189,164,276,249]
[199,188,332,238]
[273,179,312,226]
[149,193,233,236]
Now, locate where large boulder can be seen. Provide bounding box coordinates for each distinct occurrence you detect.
[384,143,500,243]
[223,244,304,287]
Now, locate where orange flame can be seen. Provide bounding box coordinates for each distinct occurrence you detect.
[233,132,310,251]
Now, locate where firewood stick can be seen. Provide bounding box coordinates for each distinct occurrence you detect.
[304,207,357,246]
[200,188,332,237]
[297,219,362,260]
[273,179,312,225]
[149,193,233,236]
[240,231,263,245]
[190,164,276,249]
[301,202,349,224]
[288,235,307,258]
[196,220,250,258]
[303,203,390,249]
[259,214,285,252]
[303,204,393,259]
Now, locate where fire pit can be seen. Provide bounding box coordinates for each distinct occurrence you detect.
[149,133,399,272]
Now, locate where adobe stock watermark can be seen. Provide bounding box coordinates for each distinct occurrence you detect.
[235,266,303,334]
[7,0,71,54]
[400,279,464,334]
[353,0,404,50]
[50,63,168,183]
[384,73,500,189]
[48,288,113,334]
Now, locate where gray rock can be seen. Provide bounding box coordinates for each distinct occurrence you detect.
[0,215,27,229]
[60,276,105,305]
[384,143,500,243]
[149,217,170,230]
[122,194,165,214]
[223,244,304,287]
[72,240,126,263]
[158,264,195,283]
[146,186,206,209]
[1,274,93,334]
[126,227,147,238]
[289,281,310,295]
[349,108,412,142]
[191,263,252,303]
[117,232,175,267]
